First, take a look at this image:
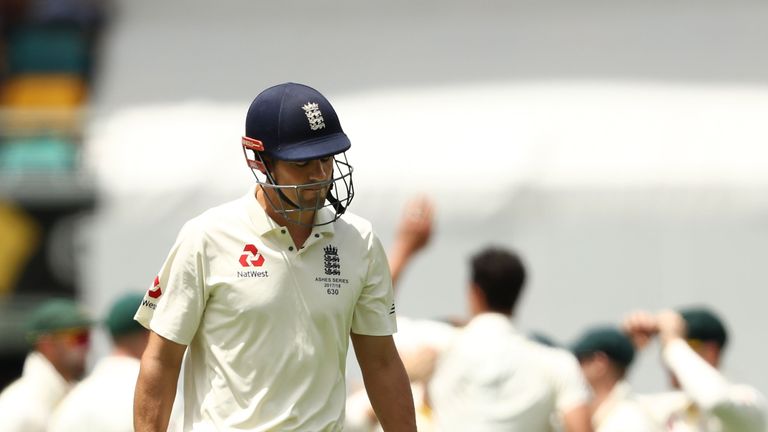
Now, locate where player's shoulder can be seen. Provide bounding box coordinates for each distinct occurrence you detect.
[525,337,568,358]
[0,377,23,402]
[335,210,376,239]
[525,339,581,373]
[0,375,38,413]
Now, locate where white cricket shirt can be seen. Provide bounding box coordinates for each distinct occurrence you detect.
[135,187,396,431]
[0,352,72,432]
[593,380,659,432]
[48,355,140,432]
[429,313,591,432]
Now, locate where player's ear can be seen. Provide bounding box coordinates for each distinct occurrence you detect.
[468,282,487,314]
[700,341,721,368]
[35,334,56,356]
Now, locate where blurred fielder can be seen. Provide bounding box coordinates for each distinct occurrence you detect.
[50,292,149,432]
[571,326,658,432]
[624,307,767,431]
[0,299,92,432]
[429,247,593,432]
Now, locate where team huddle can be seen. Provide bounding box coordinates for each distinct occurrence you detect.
[346,196,766,432]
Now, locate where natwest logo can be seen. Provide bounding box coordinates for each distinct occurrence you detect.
[239,244,265,267]
[148,276,162,299]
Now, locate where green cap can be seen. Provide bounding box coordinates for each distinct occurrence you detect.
[571,326,635,367]
[25,298,93,338]
[105,293,146,338]
[679,307,728,348]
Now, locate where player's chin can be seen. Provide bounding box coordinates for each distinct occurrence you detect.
[298,194,324,205]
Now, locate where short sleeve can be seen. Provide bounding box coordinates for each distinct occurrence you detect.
[350,232,397,336]
[134,219,209,345]
[552,350,592,413]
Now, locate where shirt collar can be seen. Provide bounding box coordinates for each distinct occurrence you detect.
[467,312,519,333]
[243,186,336,238]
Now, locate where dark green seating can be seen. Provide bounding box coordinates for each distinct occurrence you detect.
[7,25,89,75]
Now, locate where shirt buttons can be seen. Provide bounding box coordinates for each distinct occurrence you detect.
[314,233,320,238]
[281,229,286,234]
[289,246,294,251]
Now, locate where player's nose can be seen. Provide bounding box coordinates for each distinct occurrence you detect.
[307,159,330,181]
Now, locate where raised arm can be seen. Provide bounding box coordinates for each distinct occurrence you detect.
[656,311,767,432]
[351,333,416,432]
[388,196,433,289]
[624,310,767,432]
[134,331,187,432]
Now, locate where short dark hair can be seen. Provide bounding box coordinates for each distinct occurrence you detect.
[470,247,526,314]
